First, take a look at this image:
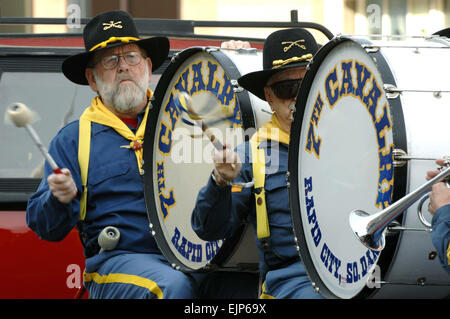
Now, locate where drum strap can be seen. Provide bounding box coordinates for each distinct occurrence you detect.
[249,135,270,239]
[77,90,152,221]
[447,242,450,265]
[78,116,91,221]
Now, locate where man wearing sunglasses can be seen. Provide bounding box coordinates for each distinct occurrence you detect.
[192,28,323,298]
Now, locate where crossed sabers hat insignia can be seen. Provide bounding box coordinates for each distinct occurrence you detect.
[282,39,306,52]
[103,20,123,30]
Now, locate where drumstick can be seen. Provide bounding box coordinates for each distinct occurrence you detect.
[174,92,224,150]
[174,92,252,187]
[5,102,63,174]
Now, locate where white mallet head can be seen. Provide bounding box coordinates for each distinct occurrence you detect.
[4,102,39,127]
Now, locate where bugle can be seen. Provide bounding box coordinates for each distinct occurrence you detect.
[349,165,450,251]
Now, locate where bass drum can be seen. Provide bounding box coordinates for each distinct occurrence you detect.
[289,35,450,298]
[143,47,271,272]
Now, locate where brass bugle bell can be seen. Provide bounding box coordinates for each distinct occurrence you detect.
[349,165,450,251]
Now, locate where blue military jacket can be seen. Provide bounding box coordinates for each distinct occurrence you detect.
[26,108,160,273]
[431,204,450,275]
[191,139,298,277]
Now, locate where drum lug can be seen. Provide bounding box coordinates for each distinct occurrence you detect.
[170,51,181,64]
[237,48,258,55]
[231,79,244,93]
[205,47,220,53]
[149,222,156,237]
[171,263,181,271]
[311,282,320,293]
[393,148,407,167]
[286,171,290,188]
[383,84,400,99]
[362,45,380,53]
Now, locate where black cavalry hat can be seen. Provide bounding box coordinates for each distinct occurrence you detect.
[238,28,318,101]
[433,27,450,38]
[62,10,169,85]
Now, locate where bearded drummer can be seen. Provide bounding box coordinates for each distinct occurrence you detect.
[192,28,323,299]
[25,10,200,299]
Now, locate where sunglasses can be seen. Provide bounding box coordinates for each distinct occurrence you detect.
[268,78,303,100]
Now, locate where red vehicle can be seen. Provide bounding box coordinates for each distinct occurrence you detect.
[0,15,330,298]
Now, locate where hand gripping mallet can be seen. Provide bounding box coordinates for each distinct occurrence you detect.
[173,91,224,150]
[5,102,63,174]
[173,92,254,188]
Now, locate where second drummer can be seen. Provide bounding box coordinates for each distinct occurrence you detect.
[191,28,323,299]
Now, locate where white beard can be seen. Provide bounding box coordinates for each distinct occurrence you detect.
[94,66,149,114]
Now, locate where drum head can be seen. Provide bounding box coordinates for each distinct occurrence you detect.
[143,47,264,272]
[289,37,400,298]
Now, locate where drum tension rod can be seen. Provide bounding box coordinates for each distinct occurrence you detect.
[387,220,431,233]
[383,84,450,99]
[393,149,439,167]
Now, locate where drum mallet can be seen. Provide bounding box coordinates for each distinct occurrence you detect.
[5,102,63,174]
[174,92,254,188]
[173,91,224,150]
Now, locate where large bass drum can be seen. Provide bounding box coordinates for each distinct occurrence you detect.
[289,35,450,298]
[143,47,271,272]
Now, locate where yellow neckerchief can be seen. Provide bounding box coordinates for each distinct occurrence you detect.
[80,89,152,173]
[254,114,290,145]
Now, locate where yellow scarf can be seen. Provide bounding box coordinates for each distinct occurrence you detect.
[254,114,290,145]
[80,89,152,173]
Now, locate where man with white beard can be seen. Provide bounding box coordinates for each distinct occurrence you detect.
[26,10,249,299]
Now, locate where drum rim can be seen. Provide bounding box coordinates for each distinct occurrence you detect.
[143,46,258,272]
[288,36,407,298]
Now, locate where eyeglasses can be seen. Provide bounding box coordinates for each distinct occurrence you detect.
[98,51,145,69]
[268,78,303,100]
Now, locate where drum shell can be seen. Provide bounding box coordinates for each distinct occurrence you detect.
[369,39,450,298]
[289,36,450,298]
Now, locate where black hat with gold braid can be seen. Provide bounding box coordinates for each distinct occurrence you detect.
[238,28,318,101]
[62,10,169,85]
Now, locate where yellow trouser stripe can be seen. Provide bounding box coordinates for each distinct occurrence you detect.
[259,282,275,299]
[84,272,163,299]
[447,242,450,265]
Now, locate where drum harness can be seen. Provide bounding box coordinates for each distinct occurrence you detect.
[76,115,95,257]
[249,135,300,272]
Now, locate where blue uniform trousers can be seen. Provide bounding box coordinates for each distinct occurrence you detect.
[84,252,260,299]
[84,253,196,299]
[260,261,322,299]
